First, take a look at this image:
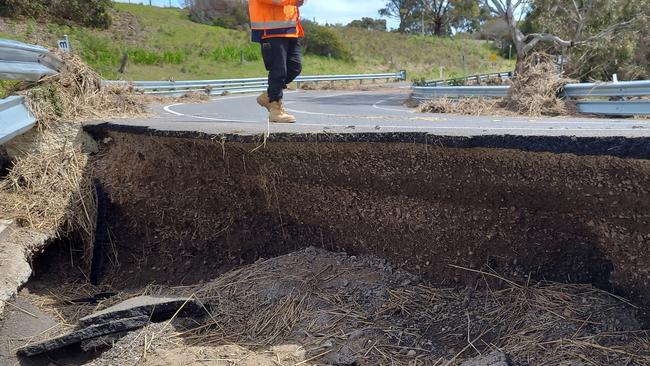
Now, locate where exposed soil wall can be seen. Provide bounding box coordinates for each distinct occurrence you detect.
[92,130,650,316]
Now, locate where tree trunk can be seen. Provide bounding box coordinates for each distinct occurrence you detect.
[433,17,446,36]
[514,52,527,75]
[504,8,527,75]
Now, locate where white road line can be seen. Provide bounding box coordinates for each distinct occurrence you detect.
[163,103,185,116]
[163,102,260,123]
[372,96,414,113]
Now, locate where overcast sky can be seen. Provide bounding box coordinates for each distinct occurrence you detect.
[115,0,398,29]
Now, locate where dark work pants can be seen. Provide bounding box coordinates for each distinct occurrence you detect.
[261,37,302,102]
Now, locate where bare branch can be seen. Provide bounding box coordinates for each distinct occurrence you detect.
[522,33,573,53]
[578,16,644,44]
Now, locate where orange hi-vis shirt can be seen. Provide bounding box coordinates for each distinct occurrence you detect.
[249,0,304,42]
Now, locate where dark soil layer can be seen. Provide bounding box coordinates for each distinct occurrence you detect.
[92,131,650,317]
[0,146,9,177]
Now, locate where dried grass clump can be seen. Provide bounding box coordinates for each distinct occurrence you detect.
[0,51,148,257]
[505,53,577,116]
[15,51,148,127]
[142,91,212,105]
[418,97,510,116]
[299,81,387,91]
[0,145,96,251]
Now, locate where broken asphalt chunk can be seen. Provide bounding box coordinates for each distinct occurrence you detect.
[79,295,204,327]
[17,316,149,357]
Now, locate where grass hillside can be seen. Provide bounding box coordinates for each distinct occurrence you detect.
[0,3,513,83]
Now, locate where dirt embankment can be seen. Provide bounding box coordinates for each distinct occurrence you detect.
[93,131,650,315]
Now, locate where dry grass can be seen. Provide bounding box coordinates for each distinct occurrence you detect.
[141,91,212,105]
[19,248,650,365]
[126,249,648,366]
[418,97,513,117]
[0,145,95,249]
[505,53,577,116]
[14,52,148,128]
[0,51,148,263]
[417,53,577,118]
[298,80,392,91]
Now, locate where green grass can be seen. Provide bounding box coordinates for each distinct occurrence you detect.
[0,3,513,82]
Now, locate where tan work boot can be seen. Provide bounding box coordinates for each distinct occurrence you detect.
[268,101,296,123]
[256,92,271,111]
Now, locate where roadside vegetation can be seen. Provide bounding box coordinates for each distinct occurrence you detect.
[0,3,512,84]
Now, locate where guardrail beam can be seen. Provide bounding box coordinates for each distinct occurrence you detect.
[0,96,37,145]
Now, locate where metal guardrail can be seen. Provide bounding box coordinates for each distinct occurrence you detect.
[106,71,407,97]
[577,100,650,116]
[412,80,650,116]
[0,39,61,81]
[563,80,650,98]
[413,85,509,98]
[0,96,37,145]
[424,72,512,87]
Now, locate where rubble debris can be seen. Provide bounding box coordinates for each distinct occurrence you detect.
[17,315,150,357]
[17,296,204,358]
[79,296,204,327]
[81,332,128,352]
[8,248,650,365]
[460,352,512,366]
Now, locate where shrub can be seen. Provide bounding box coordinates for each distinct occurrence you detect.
[411,77,427,86]
[76,34,121,67]
[301,21,353,61]
[347,17,387,32]
[0,0,46,19]
[446,73,466,86]
[127,49,186,66]
[212,6,249,31]
[211,44,260,62]
[0,0,112,29]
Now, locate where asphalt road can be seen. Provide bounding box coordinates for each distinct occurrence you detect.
[93,89,650,137]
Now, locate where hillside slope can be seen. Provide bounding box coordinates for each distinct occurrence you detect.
[0,3,513,82]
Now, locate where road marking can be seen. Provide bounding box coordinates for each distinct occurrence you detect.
[161,90,649,135]
[163,102,260,123]
[372,96,414,113]
[163,103,185,116]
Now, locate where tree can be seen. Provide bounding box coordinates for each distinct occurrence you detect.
[481,0,646,74]
[379,0,419,33]
[348,17,388,31]
[420,0,481,36]
[380,0,484,35]
[523,0,649,79]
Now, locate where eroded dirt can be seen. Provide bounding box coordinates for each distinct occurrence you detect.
[92,132,650,317]
[8,247,650,365]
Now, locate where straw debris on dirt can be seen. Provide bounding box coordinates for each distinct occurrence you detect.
[0,51,148,260]
[505,53,577,116]
[299,80,393,91]
[25,247,650,366]
[418,97,514,116]
[417,53,577,118]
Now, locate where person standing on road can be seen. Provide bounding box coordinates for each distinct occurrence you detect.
[249,0,305,123]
